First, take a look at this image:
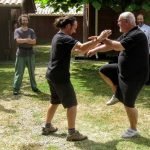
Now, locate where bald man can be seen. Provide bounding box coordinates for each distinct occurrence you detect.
[88,12,149,138]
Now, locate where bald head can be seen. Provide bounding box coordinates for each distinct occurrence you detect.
[118,12,136,33]
[119,12,136,26]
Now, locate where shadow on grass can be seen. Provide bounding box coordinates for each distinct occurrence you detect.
[0,65,14,98]
[0,62,49,102]
[22,91,50,101]
[0,104,16,113]
[42,132,67,138]
[34,45,50,63]
[42,133,150,150]
[8,88,50,102]
[74,136,150,150]
[0,60,150,108]
[138,86,150,109]
[71,61,111,97]
[71,61,150,108]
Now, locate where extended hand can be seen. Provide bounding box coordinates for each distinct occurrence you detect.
[97,30,112,41]
[88,36,98,40]
[87,49,97,57]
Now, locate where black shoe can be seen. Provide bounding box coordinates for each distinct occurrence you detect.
[42,126,58,135]
[66,130,88,141]
[13,91,19,95]
[32,88,41,93]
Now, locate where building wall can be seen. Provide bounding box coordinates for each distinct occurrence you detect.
[0,8,10,60]
[10,9,22,60]
[86,5,121,40]
[0,0,36,61]
[86,5,150,40]
[29,15,83,44]
[0,8,21,61]
[98,7,121,39]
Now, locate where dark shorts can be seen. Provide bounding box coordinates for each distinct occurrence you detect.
[47,80,77,108]
[100,63,118,85]
[99,63,144,108]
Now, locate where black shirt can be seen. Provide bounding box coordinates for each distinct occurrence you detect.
[118,26,149,81]
[46,31,78,83]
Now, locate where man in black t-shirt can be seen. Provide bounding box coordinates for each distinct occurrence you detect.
[42,16,111,141]
[13,14,40,95]
[87,12,149,138]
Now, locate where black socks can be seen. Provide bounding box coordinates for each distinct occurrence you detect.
[45,123,51,128]
[68,128,75,134]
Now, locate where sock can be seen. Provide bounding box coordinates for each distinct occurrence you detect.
[45,123,51,128]
[68,128,75,134]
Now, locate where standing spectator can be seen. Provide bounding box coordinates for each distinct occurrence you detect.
[137,13,150,85]
[42,16,111,141]
[13,14,40,95]
[87,12,149,138]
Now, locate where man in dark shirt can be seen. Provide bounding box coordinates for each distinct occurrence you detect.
[87,12,149,138]
[42,16,111,141]
[13,14,39,95]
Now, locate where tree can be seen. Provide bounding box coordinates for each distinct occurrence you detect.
[35,0,150,12]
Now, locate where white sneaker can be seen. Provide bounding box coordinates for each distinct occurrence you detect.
[106,95,119,105]
[121,128,139,138]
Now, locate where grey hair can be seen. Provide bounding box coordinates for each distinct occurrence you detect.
[120,12,136,25]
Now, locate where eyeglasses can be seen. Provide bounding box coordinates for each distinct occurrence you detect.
[117,19,127,22]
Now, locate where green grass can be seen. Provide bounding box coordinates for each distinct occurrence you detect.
[0,45,150,150]
[34,45,50,63]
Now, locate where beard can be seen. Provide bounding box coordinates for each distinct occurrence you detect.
[119,28,123,33]
[21,22,28,27]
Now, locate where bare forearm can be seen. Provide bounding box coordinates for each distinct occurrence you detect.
[93,44,112,53]
[103,39,124,51]
[77,39,102,53]
[27,39,36,45]
[16,38,28,44]
[16,38,36,45]
[74,29,112,54]
[103,39,113,46]
[87,44,113,57]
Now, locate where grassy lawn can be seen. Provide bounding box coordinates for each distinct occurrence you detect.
[0,45,150,150]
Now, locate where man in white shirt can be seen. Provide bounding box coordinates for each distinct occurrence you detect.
[137,14,150,85]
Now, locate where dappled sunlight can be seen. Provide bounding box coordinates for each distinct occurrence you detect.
[0,66,14,97]
[71,60,112,97]
[0,48,149,150]
[137,86,150,108]
[34,45,50,63]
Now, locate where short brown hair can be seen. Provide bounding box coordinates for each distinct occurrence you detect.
[18,14,29,25]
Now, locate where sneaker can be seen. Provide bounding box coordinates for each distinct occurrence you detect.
[106,95,119,105]
[42,126,58,135]
[121,128,139,138]
[66,130,87,141]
